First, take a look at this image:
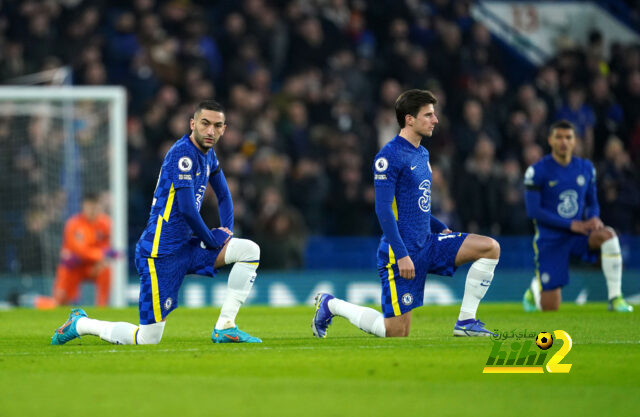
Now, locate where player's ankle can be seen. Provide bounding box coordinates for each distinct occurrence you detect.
[217,320,235,330]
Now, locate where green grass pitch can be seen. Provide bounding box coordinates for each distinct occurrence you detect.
[1,303,638,417]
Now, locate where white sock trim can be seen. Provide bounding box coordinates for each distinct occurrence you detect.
[224,238,260,264]
[470,257,499,273]
[601,236,621,255]
[136,322,165,345]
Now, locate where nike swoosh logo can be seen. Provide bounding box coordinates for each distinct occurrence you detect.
[480,283,490,287]
[548,180,558,187]
[224,334,239,341]
[196,172,201,176]
[411,166,417,170]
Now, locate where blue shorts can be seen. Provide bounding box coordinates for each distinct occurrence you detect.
[534,234,598,291]
[378,232,467,318]
[135,240,222,325]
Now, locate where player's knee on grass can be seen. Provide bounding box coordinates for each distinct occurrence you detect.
[136,322,165,345]
[225,238,260,265]
[540,289,561,311]
[384,317,410,337]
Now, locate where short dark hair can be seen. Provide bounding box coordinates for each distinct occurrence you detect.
[549,120,575,135]
[195,100,225,117]
[395,89,438,128]
[83,191,99,202]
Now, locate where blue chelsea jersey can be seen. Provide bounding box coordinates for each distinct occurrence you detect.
[374,135,433,255]
[524,155,598,240]
[137,135,218,258]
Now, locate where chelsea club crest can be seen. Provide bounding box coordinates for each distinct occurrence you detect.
[401,293,413,306]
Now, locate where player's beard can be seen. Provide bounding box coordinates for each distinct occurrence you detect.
[194,130,217,150]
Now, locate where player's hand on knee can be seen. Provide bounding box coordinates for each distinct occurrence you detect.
[570,220,589,235]
[585,217,604,231]
[397,256,415,280]
[217,227,233,236]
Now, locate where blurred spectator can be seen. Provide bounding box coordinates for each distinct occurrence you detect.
[555,85,596,157]
[455,136,503,235]
[254,186,306,269]
[598,136,640,233]
[589,75,625,159]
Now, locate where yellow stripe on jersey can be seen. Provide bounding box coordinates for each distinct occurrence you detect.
[147,258,162,323]
[387,245,401,316]
[392,197,398,221]
[151,183,176,258]
[532,220,541,285]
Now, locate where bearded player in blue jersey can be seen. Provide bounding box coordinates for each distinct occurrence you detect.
[52,100,263,345]
[313,89,501,338]
[522,120,633,312]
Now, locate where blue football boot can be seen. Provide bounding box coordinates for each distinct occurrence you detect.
[312,293,335,338]
[51,308,87,345]
[453,318,494,337]
[212,325,262,343]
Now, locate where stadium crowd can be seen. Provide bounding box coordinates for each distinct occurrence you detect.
[1,0,640,270]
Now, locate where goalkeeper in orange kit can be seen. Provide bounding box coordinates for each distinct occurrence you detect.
[52,192,118,306]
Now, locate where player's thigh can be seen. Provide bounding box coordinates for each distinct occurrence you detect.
[378,252,427,318]
[384,310,413,337]
[188,242,225,277]
[420,232,467,275]
[569,234,599,264]
[136,253,188,325]
[454,233,499,266]
[536,239,571,291]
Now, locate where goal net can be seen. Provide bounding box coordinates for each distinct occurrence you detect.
[0,87,127,306]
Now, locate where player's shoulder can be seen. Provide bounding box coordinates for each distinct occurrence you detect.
[375,137,405,164]
[168,135,197,156]
[524,155,549,183]
[165,135,198,170]
[573,156,594,170]
[66,213,84,226]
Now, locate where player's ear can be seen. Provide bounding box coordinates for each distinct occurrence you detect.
[190,117,195,131]
[406,114,413,126]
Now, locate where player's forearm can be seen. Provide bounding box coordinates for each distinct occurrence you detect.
[66,246,104,263]
[585,184,600,218]
[524,191,572,229]
[430,215,448,233]
[210,170,234,230]
[375,188,408,259]
[176,187,228,249]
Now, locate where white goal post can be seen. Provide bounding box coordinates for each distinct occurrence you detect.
[0,86,128,307]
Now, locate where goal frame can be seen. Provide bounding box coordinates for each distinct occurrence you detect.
[0,86,128,307]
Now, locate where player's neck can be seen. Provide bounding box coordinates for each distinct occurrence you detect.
[551,152,572,166]
[398,129,421,148]
[188,133,208,154]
